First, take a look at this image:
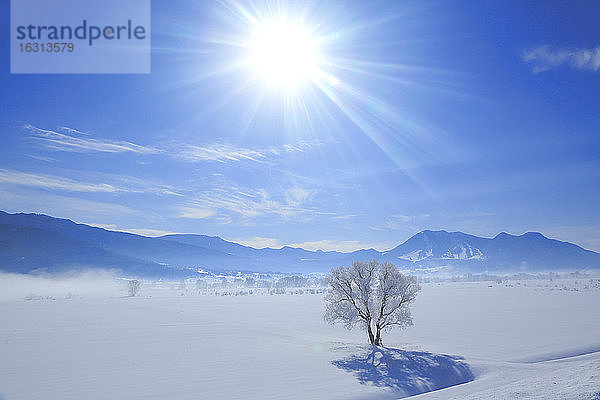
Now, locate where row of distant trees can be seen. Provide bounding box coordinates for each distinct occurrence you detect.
[195,276,328,290]
[126,276,329,297]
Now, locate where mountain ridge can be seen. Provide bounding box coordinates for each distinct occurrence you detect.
[1,211,598,277]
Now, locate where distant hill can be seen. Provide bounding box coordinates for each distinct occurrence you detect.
[0,211,598,277]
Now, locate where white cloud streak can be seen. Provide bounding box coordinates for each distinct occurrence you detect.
[25,124,321,164]
[178,207,217,219]
[179,185,321,221]
[190,188,309,218]
[172,140,320,163]
[175,143,268,163]
[370,214,419,231]
[0,190,138,220]
[0,168,122,193]
[230,236,283,249]
[26,125,160,154]
[523,45,600,72]
[0,168,181,197]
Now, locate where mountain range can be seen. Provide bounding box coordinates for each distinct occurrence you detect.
[1,210,599,277]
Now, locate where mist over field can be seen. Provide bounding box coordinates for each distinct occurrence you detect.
[0,271,122,302]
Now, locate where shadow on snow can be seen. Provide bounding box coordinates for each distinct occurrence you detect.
[332,346,474,397]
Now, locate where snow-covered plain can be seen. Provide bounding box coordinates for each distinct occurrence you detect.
[1,274,599,399]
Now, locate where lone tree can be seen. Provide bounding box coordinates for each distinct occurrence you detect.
[324,260,420,346]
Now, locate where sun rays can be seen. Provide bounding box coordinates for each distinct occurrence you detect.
[162,0,467,195]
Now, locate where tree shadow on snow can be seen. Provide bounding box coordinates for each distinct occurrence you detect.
[332,346,474,397]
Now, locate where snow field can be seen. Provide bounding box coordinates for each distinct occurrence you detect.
[0,276,598,399]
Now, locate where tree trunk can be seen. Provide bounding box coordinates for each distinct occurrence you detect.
[375,326,382,346]
[367,324,375,344]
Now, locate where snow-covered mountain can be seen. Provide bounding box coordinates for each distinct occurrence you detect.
[387,230,485,260]
[443,243,484,260]
[1,211,599,277]
[386,229,599,271]
[391,231,484,261]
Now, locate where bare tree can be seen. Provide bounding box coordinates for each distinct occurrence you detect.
[324,260,420,346]
[128,279,141,297]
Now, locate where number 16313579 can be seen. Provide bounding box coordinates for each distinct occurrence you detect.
[19,42,74,52]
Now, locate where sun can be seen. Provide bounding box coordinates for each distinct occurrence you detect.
[247,19,319,90]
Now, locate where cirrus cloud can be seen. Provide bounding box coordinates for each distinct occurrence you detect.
[25,124,322,164]
[523,45,600,73]
[25,124,160,154]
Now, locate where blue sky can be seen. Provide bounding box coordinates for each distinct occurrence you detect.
[1,1,599,252]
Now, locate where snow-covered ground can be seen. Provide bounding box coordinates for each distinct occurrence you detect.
[0,274,599,399]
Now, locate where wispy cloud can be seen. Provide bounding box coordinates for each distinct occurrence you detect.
[0,168,181,197]
[189,188,310,219]
[284,187,315,207]
[24,154,59,163]
[370,213,425,231]
[58,126,90,135]
[175,143,269,163]
[0,168,123,193]
[178,207,217,219]
[0,189,138,220]
[230,236,283,249]
[523,45,600,72]
[172,140,321,163]
[25,124,322,164]
[111,175,184,197]
[331,214,360,220]
[178,184,322,221]
[25,125,160,154]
